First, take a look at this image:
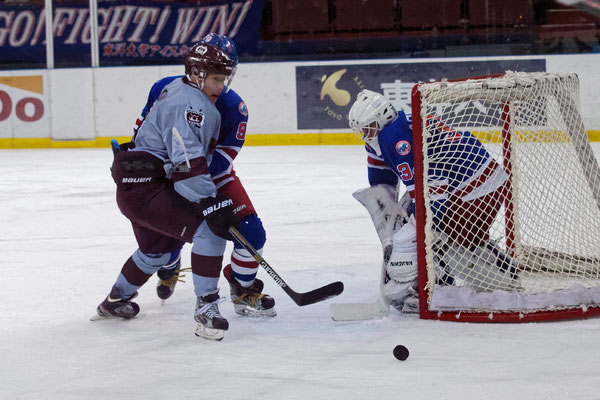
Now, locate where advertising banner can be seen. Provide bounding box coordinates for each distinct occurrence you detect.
[0,74,50,138]
[296,59,547,130]
[0,0,264,68]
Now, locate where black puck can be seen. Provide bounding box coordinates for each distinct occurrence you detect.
[393,345,409,361]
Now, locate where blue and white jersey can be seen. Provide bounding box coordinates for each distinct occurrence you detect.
[365,111,508,220]
[135,75,248,189]
[210,87,248,188]
[134,77,221,203]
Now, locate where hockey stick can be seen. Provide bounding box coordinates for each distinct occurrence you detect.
[228,227,344,306]
[329,241,392,321]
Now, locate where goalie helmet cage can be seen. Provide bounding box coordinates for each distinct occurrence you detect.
[411,71,600,322]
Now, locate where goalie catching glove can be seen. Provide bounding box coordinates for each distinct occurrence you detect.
[199,194,237,240]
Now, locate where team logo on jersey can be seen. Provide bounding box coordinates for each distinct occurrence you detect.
[395,140,411,155]
[186,109,204,127]
[428,114,462,141]
[238,101,248,117]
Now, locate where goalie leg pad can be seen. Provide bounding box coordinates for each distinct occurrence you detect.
[384,219,418,310]
[386,252,418,283]
[383,279,415,310]
[387,216,418,283]
[438,242,520,292]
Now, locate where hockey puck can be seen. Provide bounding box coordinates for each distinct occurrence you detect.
[393,345,409,361]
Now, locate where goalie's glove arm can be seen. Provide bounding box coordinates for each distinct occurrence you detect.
[366,151,399,188]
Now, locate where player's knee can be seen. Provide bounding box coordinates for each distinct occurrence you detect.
[236,214,266,250]
[391,217,417,249]
[483,242,519,279]
[437,242,520,292]
[133,250,173,274]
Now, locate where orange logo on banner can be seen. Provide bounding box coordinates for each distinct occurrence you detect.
[0,76,44,95]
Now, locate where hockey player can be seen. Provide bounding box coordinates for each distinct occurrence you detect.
[348,89,519,312]
[132,34,276,319]
[93,43,242,340]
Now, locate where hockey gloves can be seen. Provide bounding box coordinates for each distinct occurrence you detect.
[199,195,237,240]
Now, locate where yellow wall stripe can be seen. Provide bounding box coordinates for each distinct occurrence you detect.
[0,131,598,149]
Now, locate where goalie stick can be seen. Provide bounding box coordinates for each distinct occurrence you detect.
[228,227,344,306]
[329,241,392,321]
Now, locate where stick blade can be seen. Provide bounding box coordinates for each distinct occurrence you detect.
[291,281,344,306]
[329,299,390,321]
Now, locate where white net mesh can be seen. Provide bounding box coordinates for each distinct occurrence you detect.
[415,72,600,316]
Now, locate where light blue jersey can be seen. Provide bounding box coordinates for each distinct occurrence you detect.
[134,77,221,202]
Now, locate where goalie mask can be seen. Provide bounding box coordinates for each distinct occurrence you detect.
[185,43,235,90]
[348,89,398,145]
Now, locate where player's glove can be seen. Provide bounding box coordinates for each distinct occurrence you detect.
[199,194,237,240]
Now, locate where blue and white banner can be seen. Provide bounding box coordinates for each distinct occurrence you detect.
[295,59,547,129]
[0,0,264,68]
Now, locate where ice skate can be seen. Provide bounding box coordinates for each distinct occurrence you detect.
[156,260,191,303]
[91,286,140,321]
[224,264,276,317]
[194,290,229,341]
[401,286,419,314]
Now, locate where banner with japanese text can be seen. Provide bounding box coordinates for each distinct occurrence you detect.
[0,0,264,69]
[295,59,547,130]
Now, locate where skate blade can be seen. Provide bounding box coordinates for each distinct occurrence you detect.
[90,312,108,321]
[401,298,419,314]
[234,305,277,318]
[195,324,225,341]
[90,310,138,321]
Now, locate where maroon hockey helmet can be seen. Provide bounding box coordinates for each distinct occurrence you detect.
[185,43,235,81]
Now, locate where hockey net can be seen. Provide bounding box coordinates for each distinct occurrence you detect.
[411,71,600,322]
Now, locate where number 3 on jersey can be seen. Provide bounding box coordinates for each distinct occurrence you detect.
[396,162,413,180]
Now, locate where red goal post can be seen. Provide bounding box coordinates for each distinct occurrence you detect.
[411,71,600,322]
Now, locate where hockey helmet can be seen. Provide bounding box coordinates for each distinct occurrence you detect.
[201,33,239,67]
[185,43,235,89]
[348,89,398,142]
[200,34,239,92]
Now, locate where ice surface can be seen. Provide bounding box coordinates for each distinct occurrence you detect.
[1,145,599,399]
